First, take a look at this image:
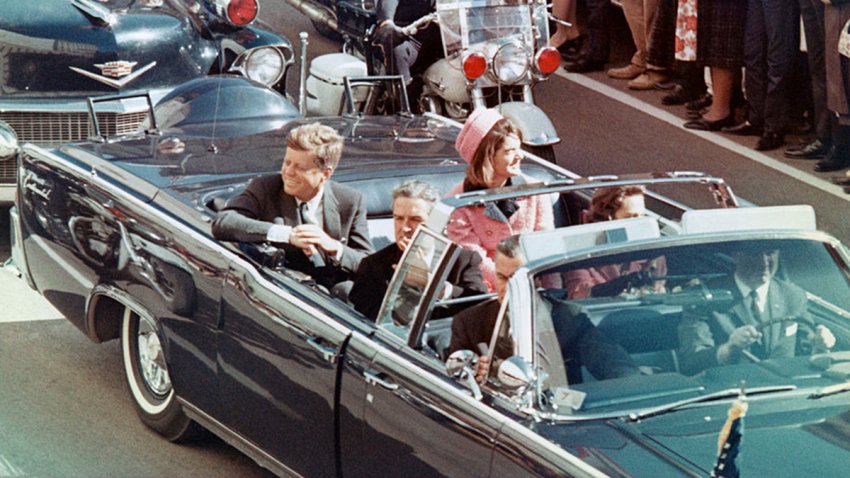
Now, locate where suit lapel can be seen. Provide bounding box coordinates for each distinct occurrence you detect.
[322,182,341,240]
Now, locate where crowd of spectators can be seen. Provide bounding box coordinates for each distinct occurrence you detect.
[554,0,850,174]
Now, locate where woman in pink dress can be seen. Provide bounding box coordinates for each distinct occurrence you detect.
[447,108,555,290]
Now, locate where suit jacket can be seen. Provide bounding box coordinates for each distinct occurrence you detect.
[677,276,816,375]
[446,174,555,290]
[350,244,487,320]
[211,174,373,286]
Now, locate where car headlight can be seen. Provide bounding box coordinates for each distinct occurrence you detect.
[239,47,286,86]
[0,121,19,161]
[492,42,530,84]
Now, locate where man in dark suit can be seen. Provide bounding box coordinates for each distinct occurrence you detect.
[350,180,487,320]
[212,122,373,289]
[449,235,639,383]
[678,248,836,375]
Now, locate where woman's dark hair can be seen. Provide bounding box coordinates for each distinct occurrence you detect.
[587,185,645,223]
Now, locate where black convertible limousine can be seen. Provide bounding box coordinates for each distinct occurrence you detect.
[8,77,850,477]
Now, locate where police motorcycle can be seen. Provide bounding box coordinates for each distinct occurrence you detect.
[285,0,563,162]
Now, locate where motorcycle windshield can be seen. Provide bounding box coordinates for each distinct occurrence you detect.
[436,0,549,61]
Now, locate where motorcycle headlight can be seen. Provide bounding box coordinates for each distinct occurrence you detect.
[236,47,286,86]
[492,42,530,84]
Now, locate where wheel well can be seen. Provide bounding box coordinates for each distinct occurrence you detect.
[88,294,124,342]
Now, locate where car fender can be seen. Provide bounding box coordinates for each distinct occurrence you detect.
[497,102,561,147]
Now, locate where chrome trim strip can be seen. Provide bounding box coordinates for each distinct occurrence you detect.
[0,89,171,114]
[70,62,157,89]
[179,399,302,477]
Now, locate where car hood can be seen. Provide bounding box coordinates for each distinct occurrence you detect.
[539,396,850,476]
[636,400,850,476]
[0,0,216,98]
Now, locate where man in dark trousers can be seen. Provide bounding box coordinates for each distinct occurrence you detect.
[212,122,373,289]
[350,180,487,320]
[723,0,797,151]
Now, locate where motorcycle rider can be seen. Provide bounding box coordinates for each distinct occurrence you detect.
[373,0,442,111]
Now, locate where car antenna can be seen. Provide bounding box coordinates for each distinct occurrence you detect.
[207,73,223,154]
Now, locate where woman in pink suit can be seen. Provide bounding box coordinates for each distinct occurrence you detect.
[447,108,555,290]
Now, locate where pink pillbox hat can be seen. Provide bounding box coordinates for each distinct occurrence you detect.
[455,107,504,164]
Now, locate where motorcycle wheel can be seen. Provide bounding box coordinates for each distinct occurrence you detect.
[311,19,342,42]
[523,145,557,164]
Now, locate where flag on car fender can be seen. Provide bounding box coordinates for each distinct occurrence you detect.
[711,390,748,478]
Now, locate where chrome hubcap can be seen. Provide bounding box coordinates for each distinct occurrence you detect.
[137,320,171,397]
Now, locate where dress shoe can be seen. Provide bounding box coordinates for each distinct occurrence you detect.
[628,71,670,90]
[654,79,680,90]
[607,63,644,80]
[815,147,850,172]
[662,85,703,105]
[755,132,784,151]
[686,109,705,119]
[686,94,712,111]
[784,139,828,160]
[829,175,850,186]
[721,121,763,136]
[683,115,734,131]
[556,36,584,62]
[565,57,605,73]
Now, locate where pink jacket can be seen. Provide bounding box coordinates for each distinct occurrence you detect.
[565,257,667,299]
[446,174,554,290]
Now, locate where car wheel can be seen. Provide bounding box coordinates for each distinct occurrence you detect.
[523,144,557,164]
[121,306,201,442]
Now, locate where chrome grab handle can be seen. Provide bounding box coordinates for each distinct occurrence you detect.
[363,370,399,391]
[306,336,337,364]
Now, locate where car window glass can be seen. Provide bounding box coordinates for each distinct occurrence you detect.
[526,238,850,416]
[376,229,452,341]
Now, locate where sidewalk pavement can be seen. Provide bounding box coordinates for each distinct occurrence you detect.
[0,265,62,323]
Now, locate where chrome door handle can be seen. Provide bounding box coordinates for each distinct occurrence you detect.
[306,336,338,364]
[363,370,399,391]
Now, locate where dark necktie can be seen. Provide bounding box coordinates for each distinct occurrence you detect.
[749,290,761,323]
[298,202,326,267]
[299,202,314,226]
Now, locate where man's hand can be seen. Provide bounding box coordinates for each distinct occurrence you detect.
[475,355,490,383]
[374,20,406,45]
[809,324,836,352]
[291,224,341,256]
[717,325,762,363]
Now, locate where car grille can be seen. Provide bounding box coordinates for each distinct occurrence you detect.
[0,156,15,184]
[0,111,148,146]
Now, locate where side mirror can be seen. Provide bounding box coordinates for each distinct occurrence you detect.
[0,121,19,161]
[446,350,482,401]
[497,356,535,391]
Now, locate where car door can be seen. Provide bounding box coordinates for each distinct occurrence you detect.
[216,260,352,477]
[338,229,505,477]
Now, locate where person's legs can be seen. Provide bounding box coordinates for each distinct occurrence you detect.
[704,67,734,121]
[761,0,797,134]
[621,0,649,68]
[683,67,735,130]
[786,0,830,157]
[551,0,581,47]
[744,0,768,129]
[567,0,610,72]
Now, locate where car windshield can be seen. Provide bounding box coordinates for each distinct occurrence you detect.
[527,237,850,417]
